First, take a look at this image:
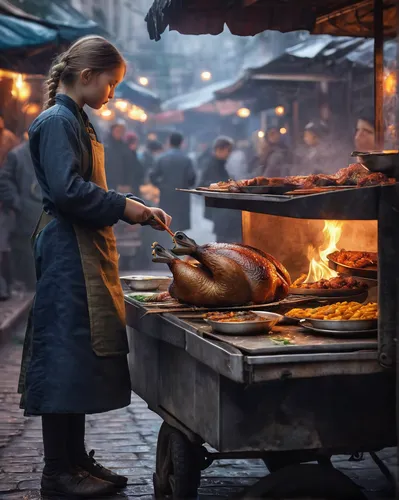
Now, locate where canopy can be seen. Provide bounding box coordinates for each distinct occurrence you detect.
[145,0,396,40]
[161,79,238,112]
[0,13,58,74]
[2,0,108,42]
[115,81,161,113]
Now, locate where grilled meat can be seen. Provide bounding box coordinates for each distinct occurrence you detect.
[357,172,396,187]
[330,250,377,269]
[151,234,291,307]
[292,274,368,290]
[204,164,395,192]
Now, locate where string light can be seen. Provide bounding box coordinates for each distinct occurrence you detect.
[275,105,285,116]
[280,127,287,135]
[237,107,251,118]
[115,100,129,112]
[384,71,396,96]
[11,74,31,101]
[201,71,212,81]
[138,76,149,86]
[257,131,265,138]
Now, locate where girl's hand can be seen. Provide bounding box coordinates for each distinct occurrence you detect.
[124,198,153,224]
[142,207,172,231]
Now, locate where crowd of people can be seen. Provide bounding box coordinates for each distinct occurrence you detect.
[0,106,377,300]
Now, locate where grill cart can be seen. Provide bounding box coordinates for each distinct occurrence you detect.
[126,184,397,499]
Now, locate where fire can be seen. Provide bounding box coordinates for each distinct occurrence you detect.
[304,221,343,283]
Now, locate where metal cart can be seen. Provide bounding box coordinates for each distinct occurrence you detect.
[126,184,398,499]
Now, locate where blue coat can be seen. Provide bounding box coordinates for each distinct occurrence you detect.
[19,95,141,415]
[149,148,195,230]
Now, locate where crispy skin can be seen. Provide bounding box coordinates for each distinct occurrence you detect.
[165,243,290,307]
[193,243,290,304]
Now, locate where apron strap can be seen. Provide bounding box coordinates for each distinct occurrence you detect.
[30,211,54,248]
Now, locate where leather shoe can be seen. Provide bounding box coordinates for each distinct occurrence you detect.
[41,468,115,498]
[77,450,128,488]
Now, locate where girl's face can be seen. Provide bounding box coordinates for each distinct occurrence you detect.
[81,64,125,110]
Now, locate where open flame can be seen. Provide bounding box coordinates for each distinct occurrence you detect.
[303,221,343,283]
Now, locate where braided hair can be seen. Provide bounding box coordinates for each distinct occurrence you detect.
[44,36,125,110]
[45,56,68,109]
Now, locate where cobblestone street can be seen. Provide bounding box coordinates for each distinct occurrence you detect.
[0,339,396,500]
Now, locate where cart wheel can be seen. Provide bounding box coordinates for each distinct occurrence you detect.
[153,422,201,499]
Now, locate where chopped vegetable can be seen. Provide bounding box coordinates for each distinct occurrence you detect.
[129,294,150,302]
[270,337,294,345]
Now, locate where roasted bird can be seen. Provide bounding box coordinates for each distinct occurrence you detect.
[151,233,291,307]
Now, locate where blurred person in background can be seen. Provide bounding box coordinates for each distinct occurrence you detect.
[125,132,145,196]
[139,139,163,182]
[105,121,131,191]
[150,132,195,233]
[226,139,249,180]
[257,127,291,178]
[296,120,333,174]
[354,110,375,152]
[0,126,42,292]
[0,116,20,299]
[0,115,19,167]
[201,136,242,242]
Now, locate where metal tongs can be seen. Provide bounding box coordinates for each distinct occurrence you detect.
[151,214,175,238]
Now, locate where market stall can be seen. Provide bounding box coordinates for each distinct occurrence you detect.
[125,166,397,498]
[123,0,398,498]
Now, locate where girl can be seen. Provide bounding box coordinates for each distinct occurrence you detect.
[18,36,171,498]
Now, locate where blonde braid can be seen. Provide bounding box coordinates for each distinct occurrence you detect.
[44,57,68,109]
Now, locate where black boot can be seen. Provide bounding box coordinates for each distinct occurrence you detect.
[67,416,128,489]
[41,468,116,498]
[77,450,128,488]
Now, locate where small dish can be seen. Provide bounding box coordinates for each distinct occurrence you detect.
[121,275,171,291]
[204,312,283,336]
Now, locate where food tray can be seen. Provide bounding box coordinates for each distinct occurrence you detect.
[289,287,367,297]
[300,318,377,331]
[300,321,377,338]
[327,253,377,280]
[204,312,282,336]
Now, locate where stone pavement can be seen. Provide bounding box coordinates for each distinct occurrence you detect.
[0,341,396,499]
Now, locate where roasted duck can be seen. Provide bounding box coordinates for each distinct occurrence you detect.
[151,233,291,307]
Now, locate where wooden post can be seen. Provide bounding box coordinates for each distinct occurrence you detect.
[374,0,384,149]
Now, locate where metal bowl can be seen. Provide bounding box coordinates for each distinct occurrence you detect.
[120,275,171,291]
[351,150,399,178]
[300,317,377,332]
[204,312,283,336]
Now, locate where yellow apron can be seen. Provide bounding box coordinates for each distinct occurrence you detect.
[30,139,128,357]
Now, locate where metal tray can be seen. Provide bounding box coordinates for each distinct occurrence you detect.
[289,287,368,297]
[300,321,377,338]
[327,253,377,280]
[300,318,377,331]
[204,312,282,336]
[121,275,171,291]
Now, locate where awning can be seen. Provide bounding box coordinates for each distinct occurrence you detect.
[115,81,161,113]
[0,13,58,74]
[161,79,237,112]
[145,0,396,40]
[215,36,359,101]
[3,0,108,42]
